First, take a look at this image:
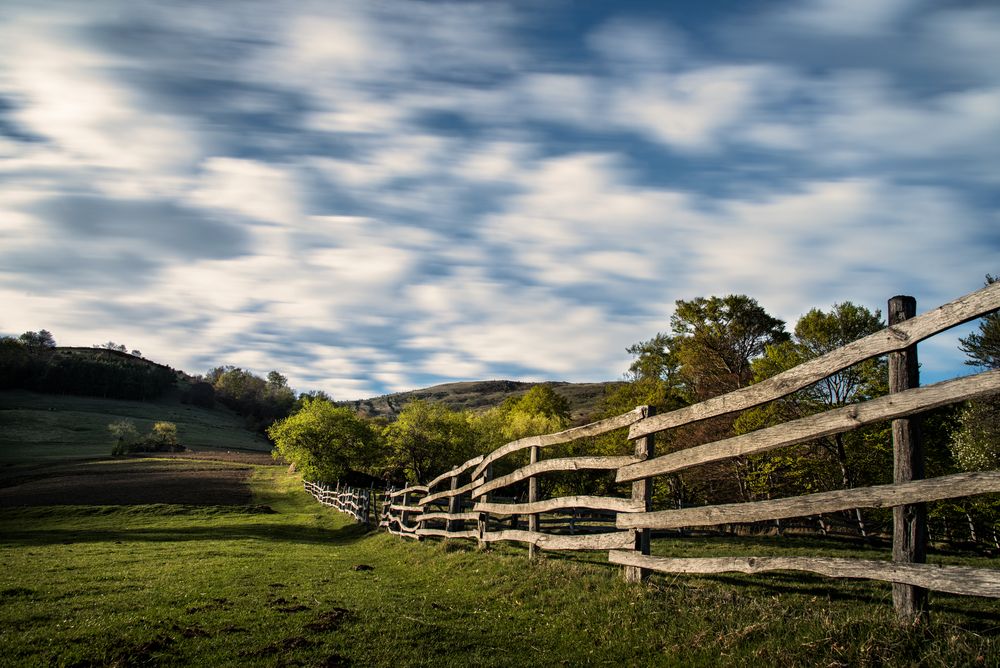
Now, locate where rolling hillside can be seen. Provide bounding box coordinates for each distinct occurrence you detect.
[343,379,623,423]
[0,388,272,466]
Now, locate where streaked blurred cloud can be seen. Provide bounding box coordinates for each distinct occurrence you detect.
[1,0,996,399]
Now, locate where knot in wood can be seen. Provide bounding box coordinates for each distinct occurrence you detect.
[887,326,910,342]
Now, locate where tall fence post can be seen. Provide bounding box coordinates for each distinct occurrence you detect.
[478,464,492,548]
[625,405,654,583]
[889,295,928,621]
[528,445,539,559]
[447,474,461,532]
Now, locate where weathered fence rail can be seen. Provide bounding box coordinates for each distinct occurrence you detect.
[303,480,375,526]
[376,282,1000,617]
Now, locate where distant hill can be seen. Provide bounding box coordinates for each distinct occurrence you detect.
[342,380,623,424]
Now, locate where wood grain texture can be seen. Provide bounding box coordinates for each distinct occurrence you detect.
[417,511,481,523]
[425,455,487,491]
[416,528,480,540]
[389,504,423,514]
[419,477,485,506]
[617,370,1000,483]
[618,471,1000,530]
[470,406,648,480]
[607,552,1000,598]
[888,295,928,618]
[471,456,640,499]
[474,495,643,516]
[627,282,1000,440]
[389,486,428,498]
[481,529,634,551]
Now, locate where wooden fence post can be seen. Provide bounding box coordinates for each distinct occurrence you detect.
[447,475,461,533]
[889,295,928,621]
[625,406,655,583]
[401,490,411,534]
[478,464,492,548]
[528,445,539,559]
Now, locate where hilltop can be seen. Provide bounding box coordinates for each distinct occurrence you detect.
[342,379,622,423]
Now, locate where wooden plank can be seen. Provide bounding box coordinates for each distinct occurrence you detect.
[474,495,644,516]
[889,295,928,619]
[617,370,1000,484]
[628,281,1000,440]
[470,406,649,480]
[528,445,539,560]
[607,552,1000,599]
[419,477,485,506]
[425,454,487,491]
[618,470,1000,530]
[386,527,421,540]
[416,528,480,540]
[481,529,634,551]
[389,504,423,514]
[389,486,428,498]
[471,456,640,500]
[417,512,481,523]
[626,407,655,583]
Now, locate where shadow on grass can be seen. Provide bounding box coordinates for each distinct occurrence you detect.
[0,519,371,548]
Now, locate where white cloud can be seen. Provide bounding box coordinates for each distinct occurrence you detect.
[781,0,918,37]
[191,157,304,224]
[0,12,197,174]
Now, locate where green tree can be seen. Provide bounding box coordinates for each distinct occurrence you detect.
[500,385,570,441]
[19,329,55,351]
[669,295,789,400]
[268,397,377,482]
[951,275,1000,472]
[660,295,789,505]
[735,302,887,535]
[148,421,179,450]
[382,400,478,484]
[109,419,140,456]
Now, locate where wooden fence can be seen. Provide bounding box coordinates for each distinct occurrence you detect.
[381,283,1000,618]
[303,480,375,527]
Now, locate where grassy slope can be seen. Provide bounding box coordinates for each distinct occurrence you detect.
[0,389,271,465]
[345,380,622,423]
[1,466,997,667]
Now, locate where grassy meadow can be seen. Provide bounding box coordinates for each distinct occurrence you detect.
[1,464,998,667]
[0,389,271,465]
[1,389,998,666]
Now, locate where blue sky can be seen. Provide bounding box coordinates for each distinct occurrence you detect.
[1,0,997,399]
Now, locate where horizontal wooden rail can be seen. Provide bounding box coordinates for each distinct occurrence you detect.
[419,477,485,506]
[389,504,422,513]
[628,281,1000,440]
[425,455,487,491]
[471,456,640,500]
[474,495,643,516]
[417,528,480,540]
[386,527,421,540]
[481,529,635,551]
[607,553,1000,598]
[617,370,1000,483]
[389,486,427,498]
[418,511,480,523]
[470,406,648,480]
[618,471,1000,530]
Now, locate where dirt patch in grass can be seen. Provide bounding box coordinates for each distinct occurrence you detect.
[0,461,254,506]
[138,450,278,465]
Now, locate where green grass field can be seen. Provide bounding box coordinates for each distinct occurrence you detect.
[2,464,998,667]
[1,390,997,665]
[0,390,271,464]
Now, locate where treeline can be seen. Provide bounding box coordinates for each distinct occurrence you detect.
[269,384,571,488]
[194,366,298,433]
[273,281,999,547]
[0,331,176,401]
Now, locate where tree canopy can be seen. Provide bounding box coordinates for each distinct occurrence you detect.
[267,397,377,482]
